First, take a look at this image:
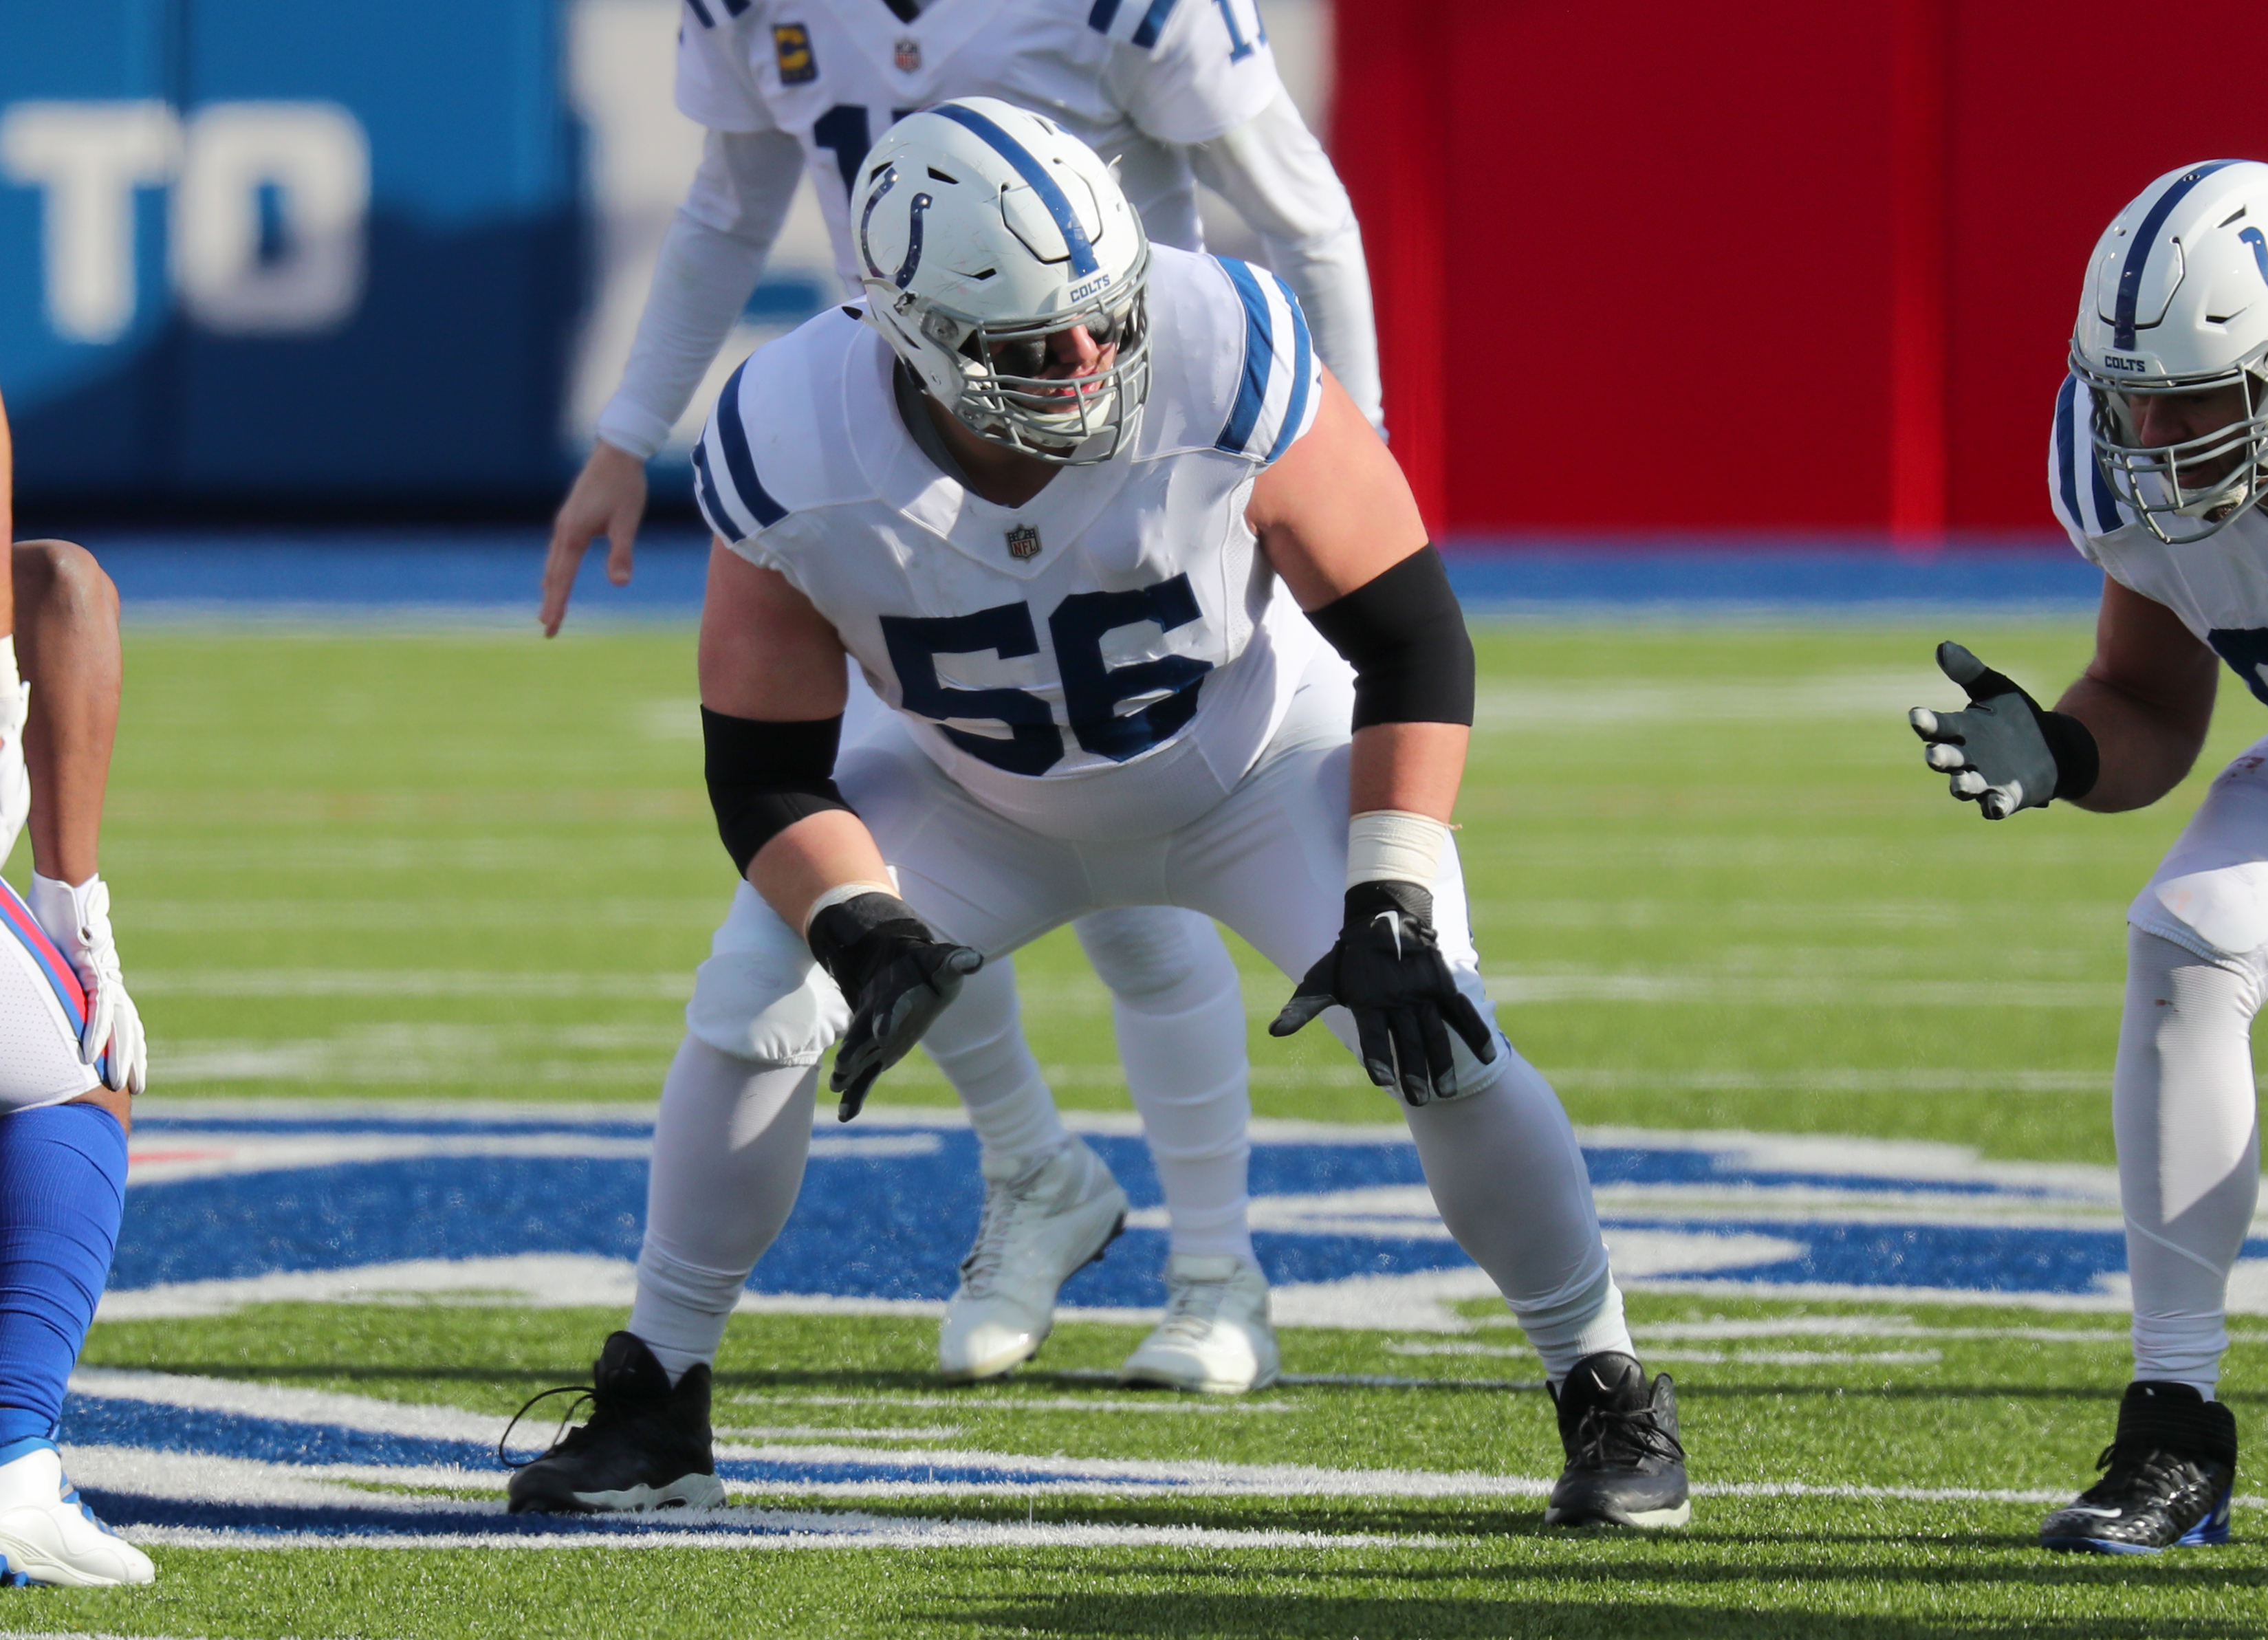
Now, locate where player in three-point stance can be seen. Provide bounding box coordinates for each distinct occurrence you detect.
[1909,160,2268,1554]
[541,0,1387,1396]
[0,387,151,1585]
[508,100,1688,1529]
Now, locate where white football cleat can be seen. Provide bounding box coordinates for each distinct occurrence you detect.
[1118,1254,1279,1394]
[0,1443,153,1586]
[939,1138,1127,1382]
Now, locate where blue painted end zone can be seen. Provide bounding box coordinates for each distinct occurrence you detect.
[73,534,2100,615]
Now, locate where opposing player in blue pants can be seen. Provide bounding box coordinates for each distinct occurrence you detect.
[0,386,151,1586]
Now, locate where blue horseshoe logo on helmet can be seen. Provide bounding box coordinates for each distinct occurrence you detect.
[2243,226,2268,287]
[858,166,934,290]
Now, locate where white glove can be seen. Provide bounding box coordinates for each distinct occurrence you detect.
[0,637,27,866]
[27,873,146,1095]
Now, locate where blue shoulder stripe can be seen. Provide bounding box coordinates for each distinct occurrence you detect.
[2055,376,2083,532]
[691,441,736,540]
[684,0,715,26]
[929,104,1100,278]
[1087,0,1122,29]
[1214,259,1274,456]
[713,359,787,529]
[1130,0,1181,47]
[1263,269,1313,463]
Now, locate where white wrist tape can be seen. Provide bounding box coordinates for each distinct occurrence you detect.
[1346,811,1450,891]
[801,879,900,938]
[0,633,17,702]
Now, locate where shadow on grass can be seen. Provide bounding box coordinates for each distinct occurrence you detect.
[940,1588,2266,1640]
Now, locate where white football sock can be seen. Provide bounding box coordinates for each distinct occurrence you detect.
[917,954,1071,1167]
[631,1036,816,1384]
[2114,929,2263,1401]
[1075,907,1255,1262]
[1403,1049,1633,1381]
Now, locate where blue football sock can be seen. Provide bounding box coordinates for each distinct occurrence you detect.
[0,1104,127,1449]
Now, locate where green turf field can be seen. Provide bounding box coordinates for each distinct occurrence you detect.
[8,615,2267,1638]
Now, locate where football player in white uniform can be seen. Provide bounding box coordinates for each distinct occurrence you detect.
[1908,160,2268,1555]
[0,387,153,1586]
[539,0,1384,1395]
[507,102,1686,1529]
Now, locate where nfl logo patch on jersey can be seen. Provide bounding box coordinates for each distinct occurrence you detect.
[894,35,922,72]
[1005,523,1041,560]
[774,23,817,84]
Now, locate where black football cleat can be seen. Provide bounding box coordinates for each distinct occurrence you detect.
[2039,1381,2236,1555]
[1544,1351,1691,1529]
[503,1331,726,1514]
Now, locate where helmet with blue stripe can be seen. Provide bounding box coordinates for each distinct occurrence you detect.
[2071,159,2268,543]
[849,97,1151,465]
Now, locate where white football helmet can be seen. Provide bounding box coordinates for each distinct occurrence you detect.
[850,98,1151,465]
[2071,159,2268,543]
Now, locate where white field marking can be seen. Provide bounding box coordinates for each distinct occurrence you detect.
[102,834,691,873]
[121,1522,1452,1553]
[730,1392,1298,1417]
[68,1370,506,1443]
[1470,671,1945,729]
[1470,898,2111,932]
[122,1126,930,1187]
[1553,1067,2108,1094]
[1385,1341,1944,1367]
[1543,1316,2135,1345]
[123,899,722,932]
[713,1426,962,1442]
[640,698,704,741]
[135,970,690,1001]
[100,1255,937,1322]
[1044,1368,1541,1393]
[1485,973,2124,1008]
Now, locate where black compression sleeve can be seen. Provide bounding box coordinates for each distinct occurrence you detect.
[1304,545,1474,730]
[701,707,852,875]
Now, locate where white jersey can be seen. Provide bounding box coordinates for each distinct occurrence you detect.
[693,245,1323,841]
[2050,376,2268,706]
[675,0,1280,283]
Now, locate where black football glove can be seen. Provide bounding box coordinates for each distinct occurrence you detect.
[1269,880,1497,1107]
[807,891,982,1121]
[1907,642,2099,820]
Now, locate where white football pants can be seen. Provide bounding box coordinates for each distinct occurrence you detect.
[633,654,1627,1381]
[843,661,1254,1257]
[0,879,99,1113]
[2113,737,2268,1399]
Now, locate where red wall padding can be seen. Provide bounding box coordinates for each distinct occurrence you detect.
[1333,0,2268,538]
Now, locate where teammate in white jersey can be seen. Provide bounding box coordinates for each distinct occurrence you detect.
[539,0,1384,1395]
[507,102,1689,1529]
[1908,160,2268,1555]
[0,387,152,1586]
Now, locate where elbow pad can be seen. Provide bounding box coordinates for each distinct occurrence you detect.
[701,707,853,875]
[1305,546,1474,730]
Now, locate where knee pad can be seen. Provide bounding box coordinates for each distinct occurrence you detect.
[1074,906,1232,1006]
[684,884,851,1066]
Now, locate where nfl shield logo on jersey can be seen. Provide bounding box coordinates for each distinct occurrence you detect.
[1005,523,1041,560]
[894,35,922,72]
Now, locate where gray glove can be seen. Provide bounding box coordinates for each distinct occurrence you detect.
[1907,642,2098,820]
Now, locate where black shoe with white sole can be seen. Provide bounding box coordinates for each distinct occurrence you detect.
[503,1331,726,1515]
[2039,1381,2235,1555]
[1544,1351,1691,1529]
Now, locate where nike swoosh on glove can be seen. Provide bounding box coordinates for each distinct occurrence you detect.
[27,873,147,1095]
[1907,642,2099,820]
[807,890,982,1122]
[1269,879,1496,1107]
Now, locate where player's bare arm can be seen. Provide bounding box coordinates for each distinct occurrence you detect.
[1243,368,1494,1103]
[0,390,142,1118]
[1246,367,1463,822]
[697,541,979,1119]
[2053,578,2217,812]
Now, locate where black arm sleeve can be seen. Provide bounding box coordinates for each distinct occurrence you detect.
[1303,545,1474,730]
[701,707,853,875]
